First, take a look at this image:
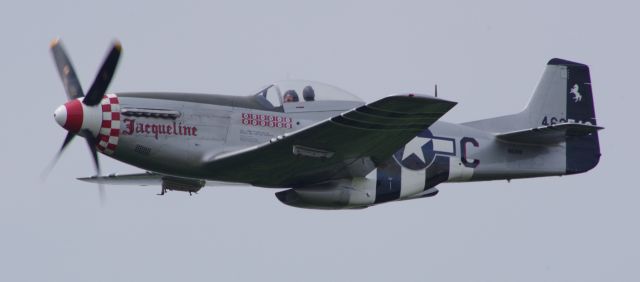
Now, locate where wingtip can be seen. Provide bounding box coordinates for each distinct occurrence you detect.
[113,40,122,51]
[77,176,97,182]
[50,38,60,48]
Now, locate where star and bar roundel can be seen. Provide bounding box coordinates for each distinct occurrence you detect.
[393,129,456,170]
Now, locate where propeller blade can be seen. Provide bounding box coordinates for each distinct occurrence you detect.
[48,40,116,205]
[84,132,100,175]
[50,39,85,100]
[83,41,121,106]
[60,131,77,154]
[83,130,106,205]
[41,132,76,179]
[98,183,106,206]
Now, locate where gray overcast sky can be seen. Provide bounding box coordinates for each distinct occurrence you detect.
[1,1,638,281]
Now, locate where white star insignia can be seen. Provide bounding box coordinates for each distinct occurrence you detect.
[402,137,430,163]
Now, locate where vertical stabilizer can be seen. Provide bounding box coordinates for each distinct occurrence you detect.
[463,58,601,174]
[524,59,597,128]
[519,59,601,174]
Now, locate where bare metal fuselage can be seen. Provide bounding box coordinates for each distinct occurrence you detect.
[112,92,567,187]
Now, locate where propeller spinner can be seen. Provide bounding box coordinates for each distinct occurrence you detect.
[46,39,122,204]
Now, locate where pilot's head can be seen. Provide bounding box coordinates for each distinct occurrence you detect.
[283,90,299,103]
[303,86,315,101]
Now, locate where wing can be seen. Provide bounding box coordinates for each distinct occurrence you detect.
[204,94,456,187]
[78,172,242,187]
[496,123,603,144]
[78,172,162,186]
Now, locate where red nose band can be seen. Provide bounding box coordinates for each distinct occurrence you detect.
[63,100,83,132]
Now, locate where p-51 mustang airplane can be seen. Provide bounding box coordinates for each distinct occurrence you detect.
[48,39,602,209]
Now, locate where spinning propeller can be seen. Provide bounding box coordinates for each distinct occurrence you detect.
[46,39,121,204]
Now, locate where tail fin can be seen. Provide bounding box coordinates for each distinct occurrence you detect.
[525,58,600,174]
[464,58,601,174]
[524,59,598,129]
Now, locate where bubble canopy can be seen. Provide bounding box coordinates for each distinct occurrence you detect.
[254,80,363,108]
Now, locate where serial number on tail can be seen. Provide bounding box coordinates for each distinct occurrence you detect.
[541,116,593,126]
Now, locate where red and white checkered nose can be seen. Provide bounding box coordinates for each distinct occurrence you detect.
[53,99,84,132]
[53,94,122,156]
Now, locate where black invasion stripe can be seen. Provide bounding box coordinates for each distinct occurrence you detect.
[374,158,402,204]
[424,155,450,189]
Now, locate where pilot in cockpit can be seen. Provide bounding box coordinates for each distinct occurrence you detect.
[283,90,299,103]
[303,86,315,101]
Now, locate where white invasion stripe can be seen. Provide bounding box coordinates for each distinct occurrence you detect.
[400,167,425,198]
[447,158,474,182]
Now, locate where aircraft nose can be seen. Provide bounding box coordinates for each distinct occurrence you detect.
[53,104,67,127]
[53,100,84,132]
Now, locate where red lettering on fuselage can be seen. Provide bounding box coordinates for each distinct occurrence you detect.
[122,118,198,139]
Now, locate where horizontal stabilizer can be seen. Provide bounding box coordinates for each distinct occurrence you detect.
[496,123,603,144]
